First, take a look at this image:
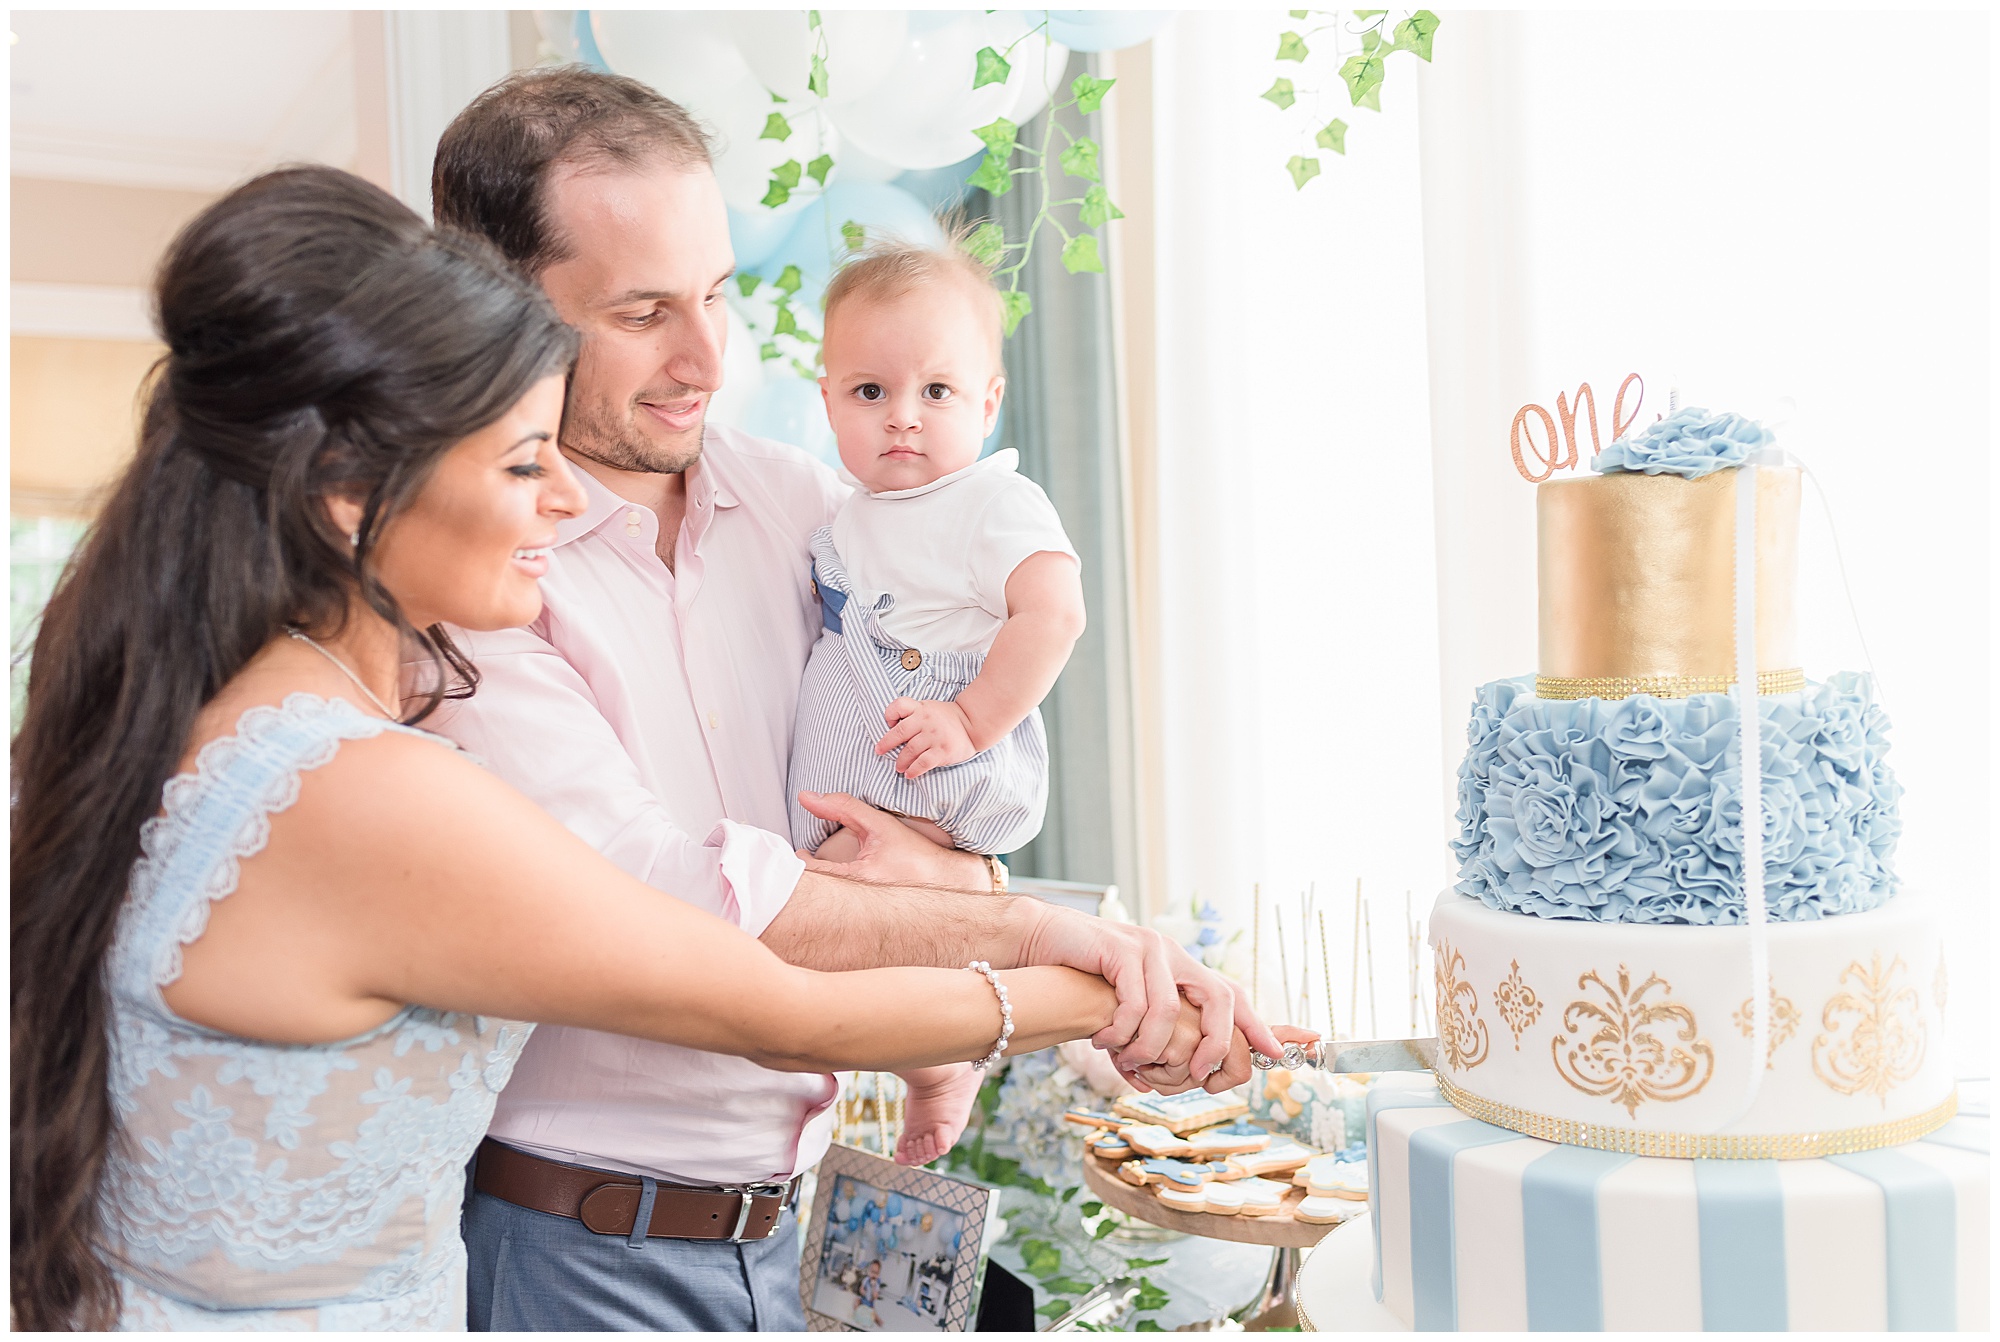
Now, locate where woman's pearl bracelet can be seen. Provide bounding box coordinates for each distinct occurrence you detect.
[966,961,1014,1069]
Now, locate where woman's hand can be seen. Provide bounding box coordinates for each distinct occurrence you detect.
[1125,993,1255,1095]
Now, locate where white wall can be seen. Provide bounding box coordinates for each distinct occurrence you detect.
[1417,10,1991,1071]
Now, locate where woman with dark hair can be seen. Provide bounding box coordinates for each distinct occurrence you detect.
[9,166,1241,1330]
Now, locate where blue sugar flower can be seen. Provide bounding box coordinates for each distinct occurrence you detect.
[1595,406,1774,478]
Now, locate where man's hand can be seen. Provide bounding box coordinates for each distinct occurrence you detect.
[793,791,987,890]
[1015,902,1284,1083]
[875,697,979,779]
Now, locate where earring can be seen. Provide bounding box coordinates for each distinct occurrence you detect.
[349,532,360,548]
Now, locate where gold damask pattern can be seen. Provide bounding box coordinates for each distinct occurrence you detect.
[1433,939,1490,1071]
[1732,988,1801,1069]
[1494,960,1543,1050]
[1434,1071,1959,1160]
[1552,965,1714,1117]
[1812,953,1927,1105]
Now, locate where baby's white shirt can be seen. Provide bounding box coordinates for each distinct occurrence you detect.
[831,448,1078,655]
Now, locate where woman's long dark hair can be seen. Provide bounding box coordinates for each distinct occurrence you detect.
[10,165,577,1329]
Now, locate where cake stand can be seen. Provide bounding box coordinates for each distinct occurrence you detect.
[1290,1211,1402,1332]
[1080,1156,1348,1330]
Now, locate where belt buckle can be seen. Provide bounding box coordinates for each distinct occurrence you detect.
[723,1182,790,1241]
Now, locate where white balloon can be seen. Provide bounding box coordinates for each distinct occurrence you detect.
[721,10,908,110]
[833,140,908,185]
[983,13,1071,126]
[707,300,765,432]
[591,11,753,122]
[826,14,1014,171]
[705,77,837,218]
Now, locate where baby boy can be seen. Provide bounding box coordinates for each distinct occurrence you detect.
[788,231,1086,1164]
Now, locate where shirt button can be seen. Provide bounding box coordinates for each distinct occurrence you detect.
[707,711,720,730]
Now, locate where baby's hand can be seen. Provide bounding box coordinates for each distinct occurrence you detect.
[876,698,977,779]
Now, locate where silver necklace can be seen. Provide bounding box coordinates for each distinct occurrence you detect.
[286,628,399,721]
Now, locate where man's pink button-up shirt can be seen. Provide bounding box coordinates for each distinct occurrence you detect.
[430,424,848,1185]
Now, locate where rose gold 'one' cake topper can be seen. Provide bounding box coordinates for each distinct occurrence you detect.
[1510,373,1645,483]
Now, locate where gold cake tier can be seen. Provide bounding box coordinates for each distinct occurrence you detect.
[1538,465,1799,691]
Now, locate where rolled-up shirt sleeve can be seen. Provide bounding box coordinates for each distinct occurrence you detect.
[430,627,806,936]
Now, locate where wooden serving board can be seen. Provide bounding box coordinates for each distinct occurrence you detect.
[1080,1155,1339,1251]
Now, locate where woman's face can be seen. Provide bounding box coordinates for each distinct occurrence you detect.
[371,375,584,632]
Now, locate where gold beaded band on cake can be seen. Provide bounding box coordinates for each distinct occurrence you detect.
[1534,667,1806,701]
[1434,1071,1957,1160]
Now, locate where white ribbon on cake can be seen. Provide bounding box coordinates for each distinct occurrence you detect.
[1728,454,1774,1126]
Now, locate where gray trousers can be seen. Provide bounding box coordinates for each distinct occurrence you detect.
[462,1183,805,1331]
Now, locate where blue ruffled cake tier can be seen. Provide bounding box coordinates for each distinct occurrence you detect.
[1450,672,1900,924]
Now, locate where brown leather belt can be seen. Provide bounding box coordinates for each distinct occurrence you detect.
[473,1138,798,1242]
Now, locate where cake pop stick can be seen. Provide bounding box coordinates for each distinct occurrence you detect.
[1349,880,1362,1036]
[1251,883,1262,1013]
[1363,896,1378,1037]
[1319,909,1337,1041]
[1274,907,1292,1028]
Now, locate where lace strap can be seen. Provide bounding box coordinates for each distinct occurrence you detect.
[108,693,452,1017]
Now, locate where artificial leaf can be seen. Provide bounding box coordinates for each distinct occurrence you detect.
[1019,1239,1063,1277]
[1043,1277,1098,1296]
[760,181,791,208]
[1078,1200,1104,1217]
[1357,81,1382,111]
[964,221,1006,266]
[760,113,792,142]
[1134,1322,1164,1333]
[966,152,1013,196]
[1394,9,1441,61]
[1058,137,1101,182]
[840,220,866,250]
[999,288,1032,335]
[809,53,830,99]
[1060,233,1104,274]
[771,159,803,189]
[808,9,821,28]
[735,273,761,297]
[1355,7,1387,15]
[1261,77,1297,110]
[973,45,1012,89]
[1132,1281,1170,1313]
[1339,52,1385,106]
[1361,28,1380,53]
[759,341,780,360]
[1036,1301,1073,1319]
[1285,154,1321,189]
[805,153,834,185]
[790,356,817,378]
[1123,1257,1170,1270]
[772,306,798,336]
[1071,72,1115,114]
[974,116,1018,157]
[1078,183,1124,227]
[775,264,804,294]
[1276,31,1309,62]
[1289,8,1309,16]
[1316,117,1348,153]
[1091,1217,1117,1239]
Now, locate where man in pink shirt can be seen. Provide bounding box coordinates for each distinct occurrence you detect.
[427,69,1277,1331]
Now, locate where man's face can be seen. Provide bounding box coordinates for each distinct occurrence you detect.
[537,157,733,477]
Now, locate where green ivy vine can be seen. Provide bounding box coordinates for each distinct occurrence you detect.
[1262,8,1440,189]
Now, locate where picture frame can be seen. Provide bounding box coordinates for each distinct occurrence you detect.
[800,1144,999,1332]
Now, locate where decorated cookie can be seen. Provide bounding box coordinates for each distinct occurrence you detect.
[1183,1120,1273,1157]
[1155,1184,1208,1213]
[1231,1134,1318,1177]
[1202,1182,1246,1216]
[1085,1131,1133,1161]
[1063,1106,1125,1130]
[1298,1153,1370,1199]
[1294,1194,1353,1226]
[1113,1089,1250,1136]
[1120,1123,1196,1158]
[1232,1177,1290,1215]
[1120,1157,1239,1188]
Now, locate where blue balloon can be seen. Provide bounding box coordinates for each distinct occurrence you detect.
[950,1230,962,1253]
[886,1194,904,1217]
[764,181,944,291]
[728,206,797,272]
[1046,11,1171,52]
[571,12,610,72]
[846,1216,861,1234]
[894,153,985,217]
[862,1201,878,1223]
[737,371,838,467]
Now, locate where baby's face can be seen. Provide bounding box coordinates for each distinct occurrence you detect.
[820,284,1005,494]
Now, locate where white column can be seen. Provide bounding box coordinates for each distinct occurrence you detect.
[384,10,514,217]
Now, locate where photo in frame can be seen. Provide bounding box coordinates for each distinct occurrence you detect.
[800,1144,998,1332]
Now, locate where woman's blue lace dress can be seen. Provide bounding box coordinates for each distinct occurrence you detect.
[100,694,533,1329]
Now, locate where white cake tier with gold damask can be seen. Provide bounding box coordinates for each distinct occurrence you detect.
[1426,889,1956,1157]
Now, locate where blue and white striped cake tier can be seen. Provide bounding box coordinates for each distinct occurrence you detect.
[1366,1074,1989,1331]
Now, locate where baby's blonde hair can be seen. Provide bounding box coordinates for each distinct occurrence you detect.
[821,217,1004,367]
